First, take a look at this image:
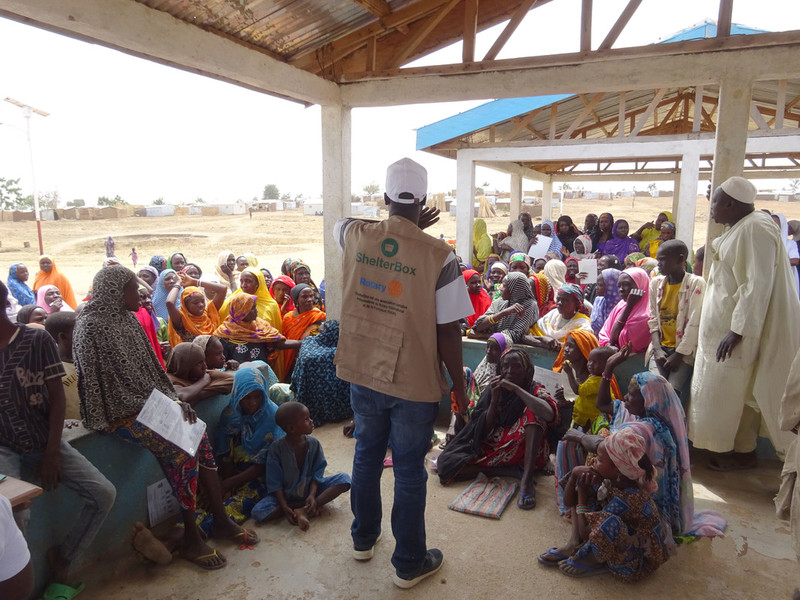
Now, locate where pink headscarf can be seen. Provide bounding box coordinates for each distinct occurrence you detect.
[36,284,74,315]
[604,428,658,493]
[598,267,651,352]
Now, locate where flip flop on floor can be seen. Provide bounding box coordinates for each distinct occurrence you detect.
[559,557,607,578]
[41,582,85,600]
[517,492,536,510]
[226,528,260,547]
[537,547,569,567]
[183,548,227,571]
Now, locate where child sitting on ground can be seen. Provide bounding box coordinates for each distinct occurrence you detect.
[44,311,80,421]
[538,429,670,582]
[551,331,622,514]
[251,401,351,530]
[562,345,619,430]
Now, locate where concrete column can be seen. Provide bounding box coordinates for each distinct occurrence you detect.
[676,151,700,250]
[705,73,753,275]
[456,152,476,263]
[510,173,522,220]
[321,104,352,320]
[671,174,681,218]
[542,179,554,222]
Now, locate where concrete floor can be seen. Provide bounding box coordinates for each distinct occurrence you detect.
[79,420,799,600]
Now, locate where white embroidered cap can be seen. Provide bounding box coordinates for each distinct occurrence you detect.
[719,176,756,204]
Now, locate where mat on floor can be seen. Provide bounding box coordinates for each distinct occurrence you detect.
[447,472,518,519]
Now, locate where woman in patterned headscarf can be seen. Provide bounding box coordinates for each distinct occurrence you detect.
[526,283,592,349]
[437,348,558,510]
[590,268,622,335]
[7,263,35,306]
[73,265,259,569]
[471,272,538,343]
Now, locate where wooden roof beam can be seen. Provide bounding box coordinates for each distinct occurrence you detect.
[580,0,592,52]
[598,0,643,51]
[353,0,391,18]
[463,0,478,63]
[390,0,461,68]
[631,89,667,136]
[717,0,733,37]
[561,92,604,139]
[289,0,451,71]
[483,0,539,61]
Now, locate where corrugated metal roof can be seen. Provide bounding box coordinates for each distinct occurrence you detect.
[135,0,415,58]
[416,21,768,150]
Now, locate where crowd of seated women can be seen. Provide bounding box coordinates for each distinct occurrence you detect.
[442,208,744,580]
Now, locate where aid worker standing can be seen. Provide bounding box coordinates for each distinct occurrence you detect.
[334,158,472,589]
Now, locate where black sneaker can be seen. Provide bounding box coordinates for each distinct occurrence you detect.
[392,549,444,589]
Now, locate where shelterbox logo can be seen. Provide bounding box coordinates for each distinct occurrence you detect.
[381,238,399,258]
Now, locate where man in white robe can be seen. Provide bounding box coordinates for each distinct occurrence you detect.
[776,347,800,562]
[690,176,800,470]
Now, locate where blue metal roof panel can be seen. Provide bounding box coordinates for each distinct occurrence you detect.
[416,20,769,150]
[415,94,569,150]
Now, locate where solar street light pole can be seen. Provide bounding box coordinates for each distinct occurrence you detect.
[4,97,49,255]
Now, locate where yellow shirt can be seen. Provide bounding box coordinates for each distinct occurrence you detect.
[61,361,81,421]
[659,281,681,348]
[573,375,603,429]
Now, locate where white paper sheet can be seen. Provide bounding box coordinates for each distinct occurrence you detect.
[136,389,206,457]
[577,259,598,284]
[146,478,180,527]
[527,235,553,260]
[534,366,562,395]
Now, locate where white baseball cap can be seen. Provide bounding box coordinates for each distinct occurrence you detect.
[719,176,756,204]
[385,158,427,204]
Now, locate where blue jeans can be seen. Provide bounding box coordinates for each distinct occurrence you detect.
[0,440,116,564]
[349,383,439,577]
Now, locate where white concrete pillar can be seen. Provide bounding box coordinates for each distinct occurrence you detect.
[705,74,752,275]
[456,152,476,264]
[676,151,700,250]
[321,104,352,320]
[671,174,681,218]
[542,179,554,222]
[510,173,522,220]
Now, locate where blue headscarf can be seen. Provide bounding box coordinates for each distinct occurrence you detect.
[611,372,726,539]
[540,220,564,253]
[7,263,35,306]
[590,268,622,334]
[222,364,283,464]
[151,269,180,321]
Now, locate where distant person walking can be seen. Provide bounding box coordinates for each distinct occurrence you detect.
[130,247,138,268]
[104,236,115,258]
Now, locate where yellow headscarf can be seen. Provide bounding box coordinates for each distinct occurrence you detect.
[472,218,493,268]
[219,267,282,333]
[214,250,235,283]
[244,253,259,268]
[638,210,673,252]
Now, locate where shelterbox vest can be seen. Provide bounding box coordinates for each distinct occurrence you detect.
[335,215,452,403]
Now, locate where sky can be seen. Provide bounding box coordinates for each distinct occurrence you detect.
[0,0,797,206]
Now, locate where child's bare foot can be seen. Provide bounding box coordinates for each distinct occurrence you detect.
[131,522,173,565]
[212,518,260,546]
[294,508,310,531]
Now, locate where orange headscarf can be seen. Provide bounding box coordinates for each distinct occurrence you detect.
[167,286,221,347]
[33,255,77,309]
[214,294,284,345]
[281,305,326,380]
[551,329,622,400]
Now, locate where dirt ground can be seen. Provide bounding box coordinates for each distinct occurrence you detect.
[3,195,800,296]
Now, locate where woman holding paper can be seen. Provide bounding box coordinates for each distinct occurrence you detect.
[74,265,260,571]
